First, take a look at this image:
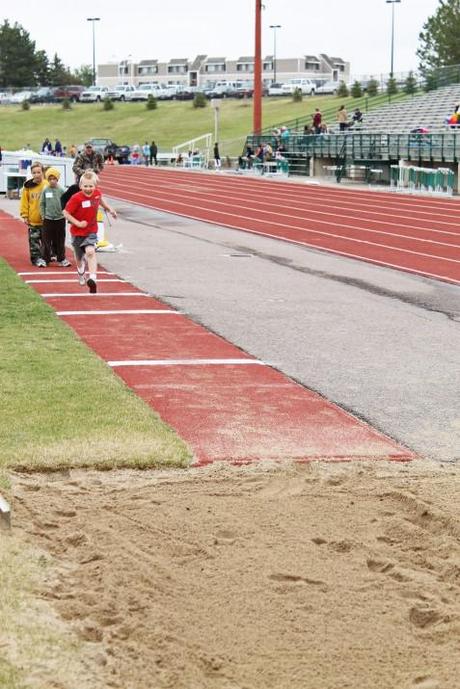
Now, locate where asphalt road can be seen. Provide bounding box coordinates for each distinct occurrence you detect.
[92,198,460,463]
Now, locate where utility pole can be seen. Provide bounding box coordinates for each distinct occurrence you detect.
[253,0,262,134]
[87,17,101,86]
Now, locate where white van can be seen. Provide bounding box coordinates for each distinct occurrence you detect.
[281,79,316,96]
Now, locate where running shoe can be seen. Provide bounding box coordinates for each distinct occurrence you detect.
[35,258,47,268]
[87,278,97,294]
[59,259,72,267]
[77,268,86,286]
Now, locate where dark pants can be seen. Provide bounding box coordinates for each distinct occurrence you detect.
[28,225,43,264]
[42,218,66,263]
[150,154,157,165]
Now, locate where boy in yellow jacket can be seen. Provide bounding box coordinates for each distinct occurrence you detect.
[19,161,48,267]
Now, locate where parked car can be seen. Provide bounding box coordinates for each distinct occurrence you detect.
[173,86,198,100]
[267,82,285,96]
[53,85,85,102]
[76,138,131,164]
[315,80,339,95]
[235,80,254,98]
[281,79,316,96]
[0,91,12,104]
[79,86,110,102]
[126,84,169,101]
[205,81,239,98]
[107,84,136,101]
[29,87,57,104]
[10,90,34,104]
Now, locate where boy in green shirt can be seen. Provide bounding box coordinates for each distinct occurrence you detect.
[39,167,71,266]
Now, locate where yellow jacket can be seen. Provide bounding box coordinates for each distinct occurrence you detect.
[20,178,48,227]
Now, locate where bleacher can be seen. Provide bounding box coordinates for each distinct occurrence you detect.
[335,84,460,134]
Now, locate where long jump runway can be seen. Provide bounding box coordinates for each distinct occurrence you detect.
[0,208,415,465]
[101,166,460,286]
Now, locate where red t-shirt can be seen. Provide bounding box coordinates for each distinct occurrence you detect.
[65,189,102,236]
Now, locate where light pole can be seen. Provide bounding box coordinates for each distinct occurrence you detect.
[269,25,281,84]
[87,17,100,86]
[386,0,400,78]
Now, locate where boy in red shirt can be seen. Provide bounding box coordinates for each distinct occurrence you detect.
[63,170,117,293]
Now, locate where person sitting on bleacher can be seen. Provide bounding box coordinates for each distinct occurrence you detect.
[352,108,363,126]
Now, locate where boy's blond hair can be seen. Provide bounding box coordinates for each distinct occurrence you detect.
[31,161,44,172]
[79,170,99,187]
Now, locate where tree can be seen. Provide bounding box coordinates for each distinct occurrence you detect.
[193,92,207,108]
[350,81,363,98]
[72,65,93,87]
[34,50,50,86]
[386,77,399,96]
[366,79,379,97]
[417,0,460,73]
[0,20,38,87]
[146,94,157,110]
[336,81,349,97]
[292,87,302,102]
[404,71,418,95]
[48,53,72,86]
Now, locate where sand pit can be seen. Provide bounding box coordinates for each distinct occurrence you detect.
[6,460,460,689]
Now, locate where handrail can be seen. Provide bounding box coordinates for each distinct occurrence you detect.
[172,132,213,165]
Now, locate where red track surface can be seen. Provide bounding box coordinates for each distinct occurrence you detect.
[1,209,416,465]
[101,166,460,285]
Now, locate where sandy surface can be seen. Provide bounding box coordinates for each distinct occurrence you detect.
[7,459,460,689]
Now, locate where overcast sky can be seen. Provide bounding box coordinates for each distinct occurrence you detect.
[5,0,441,78]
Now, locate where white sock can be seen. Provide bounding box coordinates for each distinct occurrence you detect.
[89,272,97,281]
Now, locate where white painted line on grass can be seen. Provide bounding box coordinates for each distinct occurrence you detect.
[109,358,265,367]
[57,309,179,316]
[25,278,125,284]
[42,292,150,297]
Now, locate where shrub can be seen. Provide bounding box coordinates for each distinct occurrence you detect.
[336,81,349,97]
[193,92,207,108]
[146,94,157,110]
[366,79,379,97]
[102,97,114,111]
[386,77,399,96]
[350,81,363,98]
[21,100,30,111]
[62,98,72,111]
[292,88,303,102]
[404,71,418,95]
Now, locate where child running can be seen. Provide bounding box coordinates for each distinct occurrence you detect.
[63,170,117,293]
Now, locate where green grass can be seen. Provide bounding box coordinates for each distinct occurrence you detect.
[0,258,192,473]
[0,92,411,157]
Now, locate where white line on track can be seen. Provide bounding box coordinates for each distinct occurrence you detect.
[25,278,126,284]
[102,191,460,285]
[108,358,266,367]
[42,292,150,297]
[18,271,114,276]
[57,309,179,315]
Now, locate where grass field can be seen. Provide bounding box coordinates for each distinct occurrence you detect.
[0,259,192,480]
[0,92,409,157]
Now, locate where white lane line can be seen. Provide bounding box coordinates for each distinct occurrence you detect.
[18,271,114,276]
[25,278,125,284]
[42,292,150,297]
[57,309,179,315]
[108,358,265,367]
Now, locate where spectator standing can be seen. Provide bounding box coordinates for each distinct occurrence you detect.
[39,167,70,267]
[280,126,290,143]
[312,108,322,134]
[54,139,63,156]
[142,142,150,165]
[41,138,52,154]
[63,171,117,294]
[72,142,104,181]
[337,105,348,132]
[68,143,77,158]
[213,142,221,170]
[149,140,158,166]
[19,161,48,267]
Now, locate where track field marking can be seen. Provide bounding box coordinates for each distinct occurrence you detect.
[24,278,126,284]
[103,190,460,264]
[103,191,460,285]
[18,271,115,276]
[56,309,179,316]
[108,358,266,368]
[42,291,150,297]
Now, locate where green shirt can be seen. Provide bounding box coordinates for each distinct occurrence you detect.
[39,185,64,220]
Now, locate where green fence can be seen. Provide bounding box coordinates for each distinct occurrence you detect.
[390,165,455,194]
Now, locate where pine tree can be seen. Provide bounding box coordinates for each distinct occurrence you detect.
[417,0,460,73]
[0,20,38,87]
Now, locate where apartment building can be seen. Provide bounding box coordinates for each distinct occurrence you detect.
[97,53,350,88]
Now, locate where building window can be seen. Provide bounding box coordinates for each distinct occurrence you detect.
[305,62,320,70]
[237,64,253,73]
[263,62,273,71]
[205,64,226,73]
